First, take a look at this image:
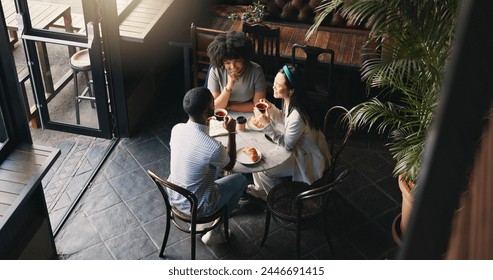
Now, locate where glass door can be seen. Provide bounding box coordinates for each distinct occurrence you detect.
[8,0,119,138]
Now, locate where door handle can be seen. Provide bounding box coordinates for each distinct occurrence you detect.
[18,13,94,49]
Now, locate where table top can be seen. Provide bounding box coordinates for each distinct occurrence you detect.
[118,0,174,43]
[211,112,292,173]
[1,0,71,31]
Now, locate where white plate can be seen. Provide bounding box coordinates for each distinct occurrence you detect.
[246,116,264,131]
[236,147,262,165]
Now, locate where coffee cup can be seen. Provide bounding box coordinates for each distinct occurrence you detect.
[255,102,268,114]
[236,116,247,132]
[214,108,228,121]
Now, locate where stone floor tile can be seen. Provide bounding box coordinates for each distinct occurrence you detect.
[349,185,398,219]
[105,227,158,260]
[87,202,140,240]
[101,145,140,180]
[55,213,101,255]
[109,168,155,201]
[126,189,166,224]
[81,180,122,216]
[66,242,113,260]
[125,137,169,166]
[344,222,396,259]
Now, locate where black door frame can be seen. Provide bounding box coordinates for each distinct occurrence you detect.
[11,0,128,139]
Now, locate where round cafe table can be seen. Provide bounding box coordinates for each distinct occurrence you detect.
[210,112,292,173]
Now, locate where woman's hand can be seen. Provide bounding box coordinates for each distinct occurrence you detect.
[226,73,239,90]
[258,98,273,110]
[253,107,271,126]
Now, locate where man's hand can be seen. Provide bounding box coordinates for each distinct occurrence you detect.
[223,116,237,133]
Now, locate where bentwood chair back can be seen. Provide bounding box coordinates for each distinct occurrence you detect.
[261,170,349,259]
[147,170,229,260]
[190,23,226,87]
[322,106,353,182]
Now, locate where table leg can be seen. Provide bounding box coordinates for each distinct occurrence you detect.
[36,41,55,95]
[8,30,18,48]
[62,9,76,57]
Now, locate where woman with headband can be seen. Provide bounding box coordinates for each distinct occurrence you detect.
[247,65,331,200]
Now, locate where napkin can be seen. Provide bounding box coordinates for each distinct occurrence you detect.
[209,119,229,137]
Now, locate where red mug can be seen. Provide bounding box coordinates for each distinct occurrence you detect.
[255,102,268,114]
[214,108,228,121]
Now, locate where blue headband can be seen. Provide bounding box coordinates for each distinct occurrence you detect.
[283,65,295,87]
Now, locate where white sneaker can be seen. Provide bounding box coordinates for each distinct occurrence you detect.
[201,229,231,245]
[246,184,267,200]
[189,219,219,232]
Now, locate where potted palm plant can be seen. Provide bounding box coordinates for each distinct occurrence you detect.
[308,0,461,239]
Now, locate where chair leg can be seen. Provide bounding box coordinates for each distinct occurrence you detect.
[159,214,172,258]
[191,225,196,260]
[223,211,230,242]
[323,212,333,253]
[296,221,302,259]
[83,71,96,108]
[260,208,271,245]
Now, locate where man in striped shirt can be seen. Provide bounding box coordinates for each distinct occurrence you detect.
[168,87,246,245]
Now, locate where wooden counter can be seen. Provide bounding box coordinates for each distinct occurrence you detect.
[119,0,174,43]
[0,144,60,259]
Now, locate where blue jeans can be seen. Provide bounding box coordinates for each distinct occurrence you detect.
[215,173,247,218]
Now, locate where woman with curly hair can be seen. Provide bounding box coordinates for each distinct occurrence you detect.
[207,31,266,112]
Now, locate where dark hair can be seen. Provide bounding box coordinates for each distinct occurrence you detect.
[183,87,213,118]
[279,65,318,130]
[207,31,253,68]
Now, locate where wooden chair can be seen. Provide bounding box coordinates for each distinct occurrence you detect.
[242,22,280,104]
[261,170,349,259]
[291,44,335,119]
[190,23,226,87]
[147,170,229,260]
[242,22,280,80]
[260,105,352,258]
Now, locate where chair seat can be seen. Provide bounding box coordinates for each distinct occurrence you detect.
[267,181,324,221]
[171,206,225,233]
[70,49,91,70]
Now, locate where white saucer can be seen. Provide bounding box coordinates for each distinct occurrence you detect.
[246,116,264,131]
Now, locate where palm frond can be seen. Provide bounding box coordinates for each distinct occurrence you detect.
[309,0,461,185]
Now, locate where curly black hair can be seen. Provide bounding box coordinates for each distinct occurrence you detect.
[183,87,213,118]
[207,31,253,68]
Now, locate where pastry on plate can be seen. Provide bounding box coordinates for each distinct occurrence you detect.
[250,116,264,128]
[242,147,260,162]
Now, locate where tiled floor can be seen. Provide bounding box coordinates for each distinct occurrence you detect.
[53,68,402,260]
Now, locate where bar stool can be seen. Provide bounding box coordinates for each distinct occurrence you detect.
[70,49,95,124]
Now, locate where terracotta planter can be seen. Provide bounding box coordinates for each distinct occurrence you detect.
[398,174,414,233]
[392,174,414,245]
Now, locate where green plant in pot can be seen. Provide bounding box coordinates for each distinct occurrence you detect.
[228,0,269,23]
[308,0,461,238]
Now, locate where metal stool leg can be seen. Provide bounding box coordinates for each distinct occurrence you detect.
[73,69,81,125]
[83,71,95,108]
